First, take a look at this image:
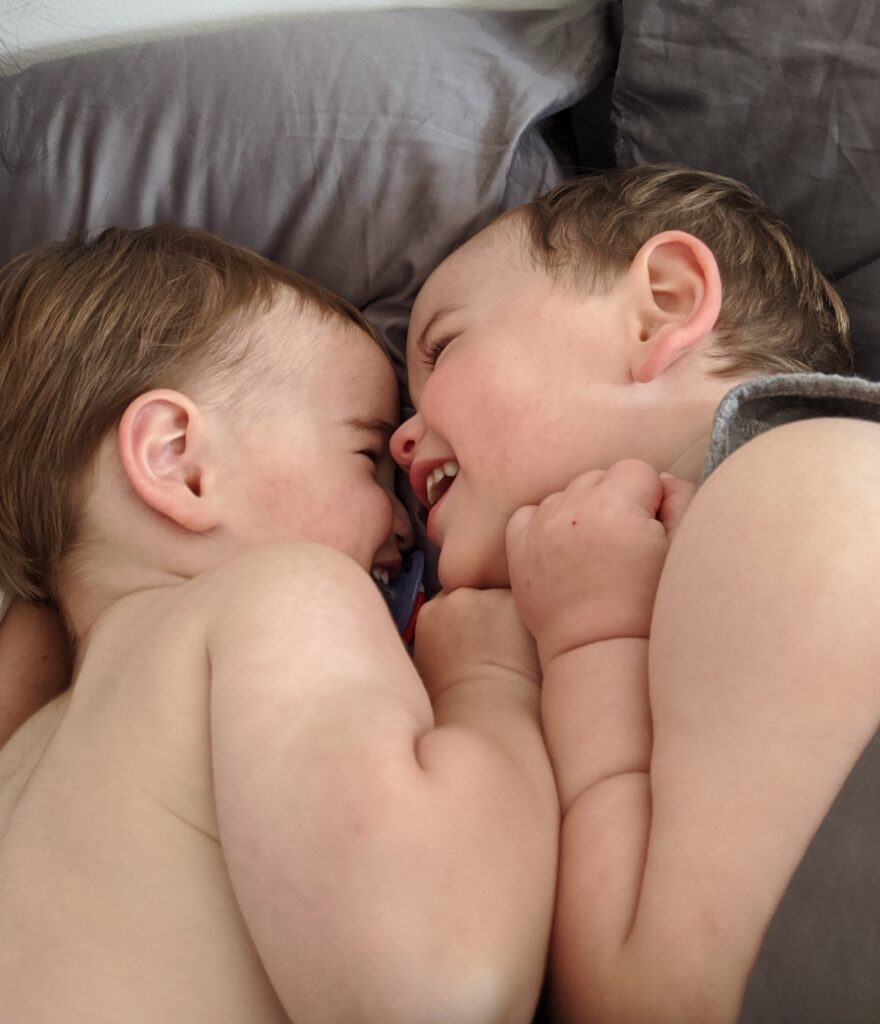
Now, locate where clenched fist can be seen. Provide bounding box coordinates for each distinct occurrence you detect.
[413,588,541,702]
[506,460,695,663]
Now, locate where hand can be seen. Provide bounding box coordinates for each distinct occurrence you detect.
[413,588,541,702]
[506,460,695,662]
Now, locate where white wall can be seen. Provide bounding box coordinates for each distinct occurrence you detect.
[0,0,560,68]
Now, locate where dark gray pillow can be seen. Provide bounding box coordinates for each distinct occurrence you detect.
[0,3,615,366]
[610,0,880,380]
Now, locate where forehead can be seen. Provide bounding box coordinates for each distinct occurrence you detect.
[253,288,356,360]
[260,287,387,363]
[408,215,534,343]
[233,289,397,411]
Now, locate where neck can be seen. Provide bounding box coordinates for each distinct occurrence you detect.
[658,368,747,483]
[61,442,222,649]
[666,430,714,483]
[56,548,188,653]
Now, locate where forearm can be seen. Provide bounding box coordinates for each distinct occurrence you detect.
[405,668,558,1021]
[540,637,656,1024]
[542,637,651,812]
[325,663,557,1024]
[245,702,557,1024]
[424,662,550,801]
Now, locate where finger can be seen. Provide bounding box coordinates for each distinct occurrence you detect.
[599,459,664,517]
[505,503,538,554]
[658,474,697,536]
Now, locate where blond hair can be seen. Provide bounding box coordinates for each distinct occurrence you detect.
[0,225,384,602]
[521,165,853,378]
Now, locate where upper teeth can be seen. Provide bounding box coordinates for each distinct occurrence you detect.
[426,461,459,507]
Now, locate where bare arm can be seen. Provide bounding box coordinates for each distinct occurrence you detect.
[207,542,558,1024]
[510,427,880,1024]
[507,461,696,1022]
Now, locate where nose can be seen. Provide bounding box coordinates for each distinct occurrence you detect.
[390,412,424,472]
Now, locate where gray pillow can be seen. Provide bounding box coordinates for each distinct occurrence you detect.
[0,3,615,367]
[610,0,880,380]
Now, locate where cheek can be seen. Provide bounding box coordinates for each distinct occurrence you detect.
[372,489,394,542]
[335,485,393,566]
[245,472,313,535]
[422,362,524,460]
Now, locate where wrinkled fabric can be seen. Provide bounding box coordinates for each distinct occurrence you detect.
[704,371,880,476]
[0,3,615,368]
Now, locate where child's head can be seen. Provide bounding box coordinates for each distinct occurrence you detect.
[391,165,854,590]
[0,226,404,609]
[522,165,851,378]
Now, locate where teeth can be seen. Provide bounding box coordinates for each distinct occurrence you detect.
[371,568,391,586]
[426,461,459,507]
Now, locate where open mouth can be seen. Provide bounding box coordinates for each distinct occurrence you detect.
[425,460,459,507]
[370,562,402,587]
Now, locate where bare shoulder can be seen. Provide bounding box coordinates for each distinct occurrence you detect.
[197,541,396,657]
[683,415,880,541]
[197,541,373,607]
[671,414,880,600]
[0,692,68,813]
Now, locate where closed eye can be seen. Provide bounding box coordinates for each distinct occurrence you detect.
[422,335,455,368]
[346,416,396,467]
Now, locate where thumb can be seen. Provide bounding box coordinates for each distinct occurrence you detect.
[658,474,697,537]
[506,503,538,559]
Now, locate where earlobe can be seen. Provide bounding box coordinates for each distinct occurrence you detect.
[118,390,219,533]
[627,230,723,384]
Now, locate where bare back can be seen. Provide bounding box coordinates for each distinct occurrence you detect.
[1,542,560,1024]
[0,582,289,1024]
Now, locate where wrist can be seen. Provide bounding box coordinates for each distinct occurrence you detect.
[533,597,652,665]
[426,660,539,704]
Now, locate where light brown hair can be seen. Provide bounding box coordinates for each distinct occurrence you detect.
[521,165,853,378]
[0,225,385,602]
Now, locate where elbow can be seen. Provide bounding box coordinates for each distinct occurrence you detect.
[351,926,545,1024]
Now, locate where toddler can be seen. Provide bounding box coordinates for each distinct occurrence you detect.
[0,226,558,1024]
[392,165,880,1023]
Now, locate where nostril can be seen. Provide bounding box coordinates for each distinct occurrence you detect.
[402,439,415,455]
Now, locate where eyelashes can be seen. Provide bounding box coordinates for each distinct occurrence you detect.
[421,335,454,367]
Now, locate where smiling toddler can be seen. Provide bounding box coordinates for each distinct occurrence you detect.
[0,225,558,1024]
[392,165,880,1023]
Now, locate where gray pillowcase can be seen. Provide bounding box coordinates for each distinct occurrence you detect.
[610,0,880,380]
[0,3,615,367]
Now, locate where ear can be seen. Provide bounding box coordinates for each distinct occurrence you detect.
[117,389,219,533]
[625,230,723,384]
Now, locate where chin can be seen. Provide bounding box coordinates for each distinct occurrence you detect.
[437,544,510,592]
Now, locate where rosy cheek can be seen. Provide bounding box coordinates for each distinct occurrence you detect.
[333,487,393,565]
[374,491,395,544]
[245,476,308,534]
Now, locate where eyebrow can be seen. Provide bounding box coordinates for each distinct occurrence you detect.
[344,416,397,439]
[412,304,461,355]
